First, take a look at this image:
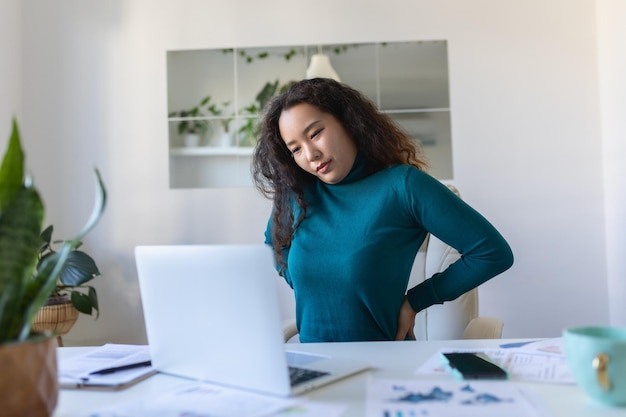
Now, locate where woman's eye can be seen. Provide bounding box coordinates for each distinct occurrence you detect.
[291,147,301,156]
[310,128,323,140]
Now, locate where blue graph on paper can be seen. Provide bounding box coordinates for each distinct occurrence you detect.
[370,381,527,417]
[389,384,512,405]
[393,386,454,404]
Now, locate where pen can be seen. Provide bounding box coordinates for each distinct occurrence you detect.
[88,360,152,375]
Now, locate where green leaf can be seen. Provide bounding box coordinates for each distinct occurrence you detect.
[0,186,45,342]
[67,169,107,246]
[0,118,25,213]
[40,224,53,249]
[256,80,279,109]
[178,121,188,135]
[59,250,100,286]
[88,286,99,319]
[71,290,93,315]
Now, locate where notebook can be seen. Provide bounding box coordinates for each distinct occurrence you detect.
[134,244,369,396]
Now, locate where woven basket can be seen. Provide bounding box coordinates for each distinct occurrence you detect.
[32,301,79,336]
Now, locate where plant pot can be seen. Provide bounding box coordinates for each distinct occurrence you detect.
[183,133,201,147]
[32,295,79,346]
[0,334,58,417]
[219,131,233,147]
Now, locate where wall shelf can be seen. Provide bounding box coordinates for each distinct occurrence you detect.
[170,146,254,157]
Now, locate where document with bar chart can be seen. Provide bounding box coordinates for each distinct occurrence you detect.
[365,379,549,417]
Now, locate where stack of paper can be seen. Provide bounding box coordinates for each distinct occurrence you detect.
[58,343,156,390]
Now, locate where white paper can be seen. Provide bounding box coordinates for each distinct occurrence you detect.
[416,339,575,384]
[366,379,549,417]
[58,343,154,387]
[270,401,348,417]
[503,352,573,383]
[86,381,297,417]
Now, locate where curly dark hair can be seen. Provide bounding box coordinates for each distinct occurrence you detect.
[251,78,429,271]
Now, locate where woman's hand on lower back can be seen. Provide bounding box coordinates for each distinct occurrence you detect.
[395,297,417,340]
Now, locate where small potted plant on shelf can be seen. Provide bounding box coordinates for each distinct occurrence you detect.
[206,100,234,147]
[169,95,232,147]
[0,118,106,417]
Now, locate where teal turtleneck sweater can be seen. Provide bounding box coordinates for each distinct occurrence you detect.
[265,155,513,342]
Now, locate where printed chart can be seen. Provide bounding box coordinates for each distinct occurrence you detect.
[366,379,547,417]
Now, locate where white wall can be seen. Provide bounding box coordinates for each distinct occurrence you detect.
[596,0,626,326]
[0,0,21,137]
[2,0,619,345]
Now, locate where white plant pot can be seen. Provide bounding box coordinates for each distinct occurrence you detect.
[219,132,233,147]
[183,133,200,147]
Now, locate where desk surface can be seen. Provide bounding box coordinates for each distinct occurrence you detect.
[54,339,624,417]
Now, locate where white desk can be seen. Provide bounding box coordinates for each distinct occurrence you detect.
[54,339,624,417]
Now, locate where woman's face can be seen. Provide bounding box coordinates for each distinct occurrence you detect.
[278,103,358,184]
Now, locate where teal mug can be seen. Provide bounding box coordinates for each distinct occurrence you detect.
[563,326,626,406]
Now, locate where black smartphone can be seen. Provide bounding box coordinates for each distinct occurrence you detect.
[442,352,508,380]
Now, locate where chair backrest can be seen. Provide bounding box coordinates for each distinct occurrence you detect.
[409,183,481,340]
[409,233,479,340]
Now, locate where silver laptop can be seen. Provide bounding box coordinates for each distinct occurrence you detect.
[135,244,368,396]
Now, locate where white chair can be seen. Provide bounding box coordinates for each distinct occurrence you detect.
[410,184,503,340]
[409,232,503,340]
[280,184,503,342]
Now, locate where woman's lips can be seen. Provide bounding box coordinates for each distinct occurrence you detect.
[317,161,330,174]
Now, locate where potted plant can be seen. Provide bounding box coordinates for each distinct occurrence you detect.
[31,224,102,345]
[206,100,233,147]
[0,118,106,417]
[169,95,231,147]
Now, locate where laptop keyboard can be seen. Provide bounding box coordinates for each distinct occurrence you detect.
[288,366,329,386]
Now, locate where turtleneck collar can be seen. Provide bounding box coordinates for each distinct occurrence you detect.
[335,151,368,185]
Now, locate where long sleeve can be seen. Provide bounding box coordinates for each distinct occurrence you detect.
[403,170,514,313]
[264,221,294,289]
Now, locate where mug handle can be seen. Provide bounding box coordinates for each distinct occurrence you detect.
[593,353,612,392]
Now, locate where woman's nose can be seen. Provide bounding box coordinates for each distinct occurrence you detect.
[304,144,321,161]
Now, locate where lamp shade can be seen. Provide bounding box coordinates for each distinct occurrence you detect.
[305,54,341,81]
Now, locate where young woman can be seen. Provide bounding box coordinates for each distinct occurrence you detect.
[252,78,513,343]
